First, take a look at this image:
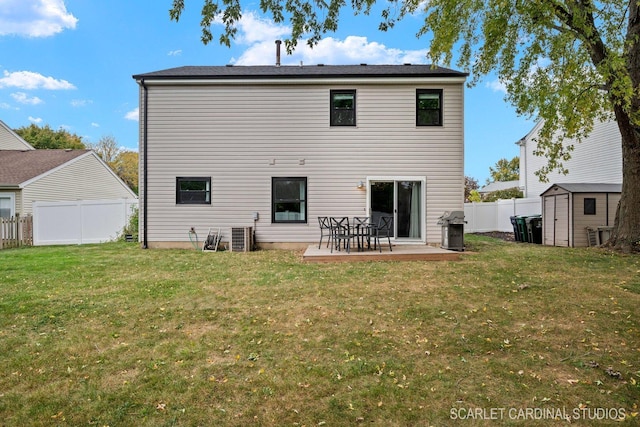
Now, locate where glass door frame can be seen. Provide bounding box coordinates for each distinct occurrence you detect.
[365,176,426,244]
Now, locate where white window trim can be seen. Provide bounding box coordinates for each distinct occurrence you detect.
[365,176,427,244]
[0,192,16,218]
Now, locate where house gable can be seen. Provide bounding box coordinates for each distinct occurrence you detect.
[0,120,35,151]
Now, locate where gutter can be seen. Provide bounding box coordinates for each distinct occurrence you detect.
[141,78,149,249]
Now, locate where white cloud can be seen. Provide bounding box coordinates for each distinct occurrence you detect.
[486,79,507,94]
[91,122,100,127]
[168,50,182,56]
[227,12,429,66]
[0,102,11,109]
[125,107,139,121]
[71,99,92,107]
[0,70,76,90]
[28,116,43,123]
[11,92,43,105]
[0,0,78,37]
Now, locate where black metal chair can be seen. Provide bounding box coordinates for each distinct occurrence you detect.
[318,216,332,249]
[352,216,371,251]
[330,216,352,253]
[373,216,393,252]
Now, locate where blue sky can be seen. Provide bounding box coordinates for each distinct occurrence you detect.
[0,0,534,184]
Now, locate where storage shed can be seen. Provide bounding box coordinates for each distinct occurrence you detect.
[541,183,621,247]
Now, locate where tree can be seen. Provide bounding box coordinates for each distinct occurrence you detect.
[88,135,120,164]
[464,176,479,202]
[484,187,523,202]
[88,135,139,194]
[169,0,640,252]
[488,157,519,184]
[14,123,85,149]
[111,150,139,194]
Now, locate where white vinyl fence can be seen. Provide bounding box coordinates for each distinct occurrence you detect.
[464,198,541,233]
[33,199,137,246]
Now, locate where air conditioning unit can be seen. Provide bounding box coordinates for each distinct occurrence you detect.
[230,227,253,252]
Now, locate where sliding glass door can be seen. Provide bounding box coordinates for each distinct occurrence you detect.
[368,178,424,242]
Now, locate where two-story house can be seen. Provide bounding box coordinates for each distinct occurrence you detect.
[132,64,467,249]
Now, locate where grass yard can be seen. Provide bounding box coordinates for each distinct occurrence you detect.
[0,235,638,426]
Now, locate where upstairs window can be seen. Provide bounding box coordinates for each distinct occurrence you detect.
[416,89,443,126]
[176,177,211,204]
[272,177,307,223]
[330,90,356,126]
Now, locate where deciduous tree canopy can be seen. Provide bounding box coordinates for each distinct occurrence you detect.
[488,157,520,184]
[14,123,85,149]
[169,0,640,252]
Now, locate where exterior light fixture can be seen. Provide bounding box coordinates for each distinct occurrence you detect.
[357,181,365,189]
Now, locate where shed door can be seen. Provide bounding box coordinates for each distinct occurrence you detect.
[544,194,569,246]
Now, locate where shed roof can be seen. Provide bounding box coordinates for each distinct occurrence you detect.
[133,64,468,81]
[541,183,622,196]
[0,149,90,187]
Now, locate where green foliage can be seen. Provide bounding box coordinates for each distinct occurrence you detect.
[488,156,519,184]
[483,187,523,202]
[468,189,481,202]
[120,207,139,241]
[14,123,85,149]
[464,176,479,202]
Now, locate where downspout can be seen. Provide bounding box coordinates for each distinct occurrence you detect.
[141,78,149,249]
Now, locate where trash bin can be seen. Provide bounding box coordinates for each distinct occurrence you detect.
[510,216,521,241]
[437,211,466,251]
[515,216,529,243]
[525,215,542,244]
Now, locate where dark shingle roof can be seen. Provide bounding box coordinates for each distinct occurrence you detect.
[133,64,468,81]
[0,150,90,186]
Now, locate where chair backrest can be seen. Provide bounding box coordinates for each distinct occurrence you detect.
[330,216,349,233]
[353,216,370,228]
[377,216,393,235]
[318,216,330,229]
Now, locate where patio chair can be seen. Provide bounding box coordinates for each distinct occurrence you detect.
[373,216,393,252]
[352,216,371,250]
[330,216,352,253]
[317,216,332,249]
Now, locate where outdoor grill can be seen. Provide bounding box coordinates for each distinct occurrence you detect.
[437,210,466,251]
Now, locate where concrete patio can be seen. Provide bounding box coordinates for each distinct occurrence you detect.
[302,243,462,262]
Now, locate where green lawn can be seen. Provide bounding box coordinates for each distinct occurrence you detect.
[0,236,638,426]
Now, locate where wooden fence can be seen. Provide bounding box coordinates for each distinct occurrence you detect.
[0,214,33,249]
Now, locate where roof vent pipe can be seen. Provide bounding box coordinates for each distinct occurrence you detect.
[275,40,282,67]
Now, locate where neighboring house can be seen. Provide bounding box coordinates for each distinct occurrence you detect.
[478,180,520,198]
[0,119,137,223]
[132,63,468,248]
[0,119,35,151]
[517,118,622,198]
[541,183,620,247]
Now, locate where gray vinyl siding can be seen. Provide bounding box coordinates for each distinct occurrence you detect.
[141,81,464,244]
[572,192,618,247]
[21,154,136,215]
[522,119,622,198]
